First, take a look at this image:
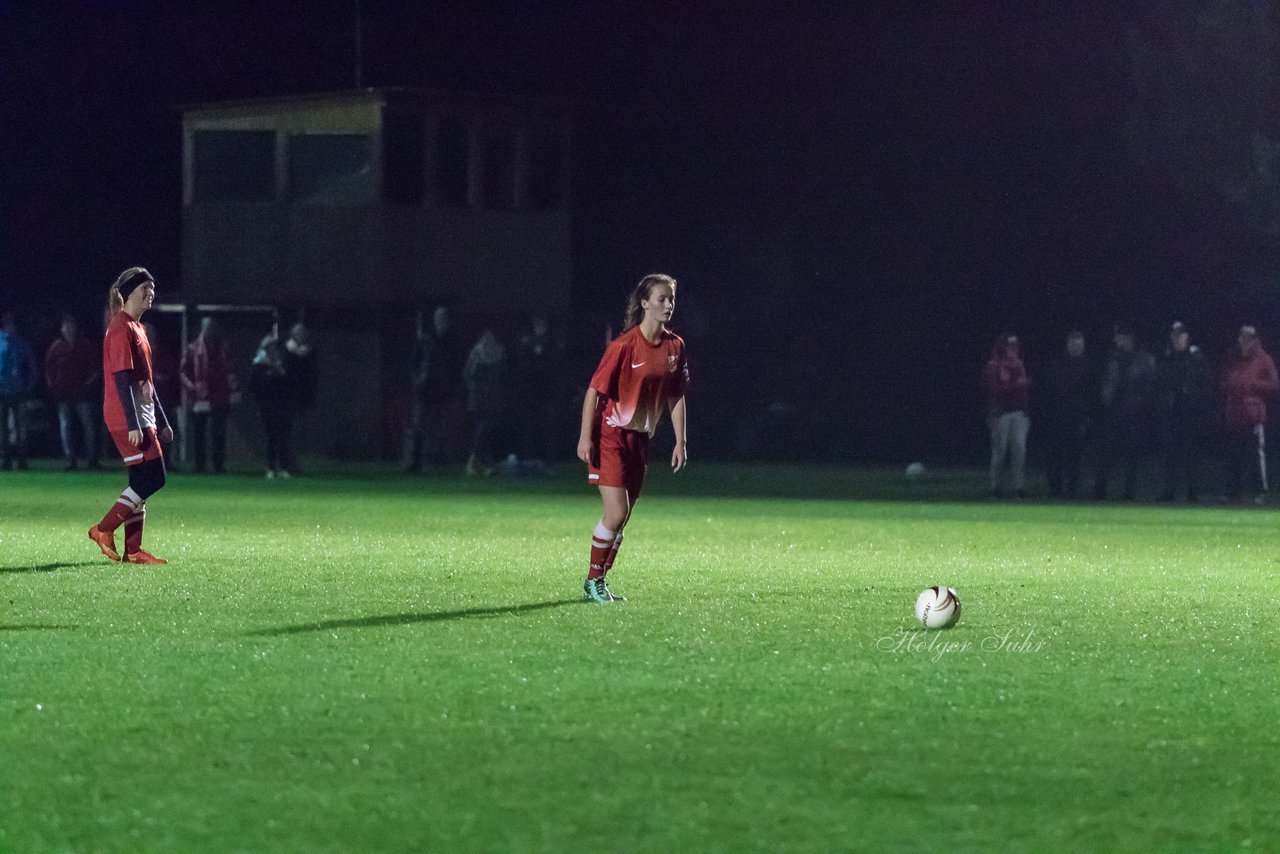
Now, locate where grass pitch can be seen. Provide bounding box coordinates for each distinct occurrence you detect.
[2,463,1278,852]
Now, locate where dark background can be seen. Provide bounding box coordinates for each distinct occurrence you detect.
[3,1,1279,462]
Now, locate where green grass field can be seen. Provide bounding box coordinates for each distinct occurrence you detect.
[2,462,1278,852]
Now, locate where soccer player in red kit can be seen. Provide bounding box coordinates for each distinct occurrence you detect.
[576,273,689,603]
[87,267,173,564]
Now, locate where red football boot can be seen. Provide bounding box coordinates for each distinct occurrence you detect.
[88,526,120,561]
[123,550,168,565]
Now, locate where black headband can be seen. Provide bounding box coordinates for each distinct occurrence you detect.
[117,270,153,300]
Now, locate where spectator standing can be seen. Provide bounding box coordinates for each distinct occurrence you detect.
[249,334,293,478]
[514,314,567,463]
[981,333,1031,498]
[180,317,238,473]
[463,329,508,476]
[283,322,317,473]
[1220,325,1279,504]
[1156,321,1215,502]
[404,306,464,472]
[1041,330,1094,499]
[0,311,38,470]
[1094,324,1158,500]
[44,314,101,470]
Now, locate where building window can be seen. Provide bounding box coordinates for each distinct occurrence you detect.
[526,129,564,210]
[434,119,470,207]
[382,112,424,204]
[192,130,275,202]
[288,133,376,204]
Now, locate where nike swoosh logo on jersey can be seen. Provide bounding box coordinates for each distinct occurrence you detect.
[631,362,645,368]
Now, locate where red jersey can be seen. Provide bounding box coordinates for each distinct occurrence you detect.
[103,310,157,432]
[589,326,689,436]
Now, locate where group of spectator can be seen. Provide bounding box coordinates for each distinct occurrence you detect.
[0,310,315,478]
[404,304,568,476]
[184,317,317,478]
[984,322,1280,504]
[3,298,564,478]
[1,311,105,471]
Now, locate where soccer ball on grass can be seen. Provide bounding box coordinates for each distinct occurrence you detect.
[915,586,961,629]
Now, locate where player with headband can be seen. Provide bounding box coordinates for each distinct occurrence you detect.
[87,267,173,564]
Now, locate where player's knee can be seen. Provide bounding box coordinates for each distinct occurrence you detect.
[128,460,166,499]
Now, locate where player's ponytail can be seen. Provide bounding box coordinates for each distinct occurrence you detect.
[108,266,151,317]
[621,273,677,332]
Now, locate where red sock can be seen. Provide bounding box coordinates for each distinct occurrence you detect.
[588,522,615,580]
[124,504,145,554]
[602,530,625,576]
[98,488,142,534]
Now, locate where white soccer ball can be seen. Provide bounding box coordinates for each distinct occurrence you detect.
[904,461,926,479]
[915,586,961,629]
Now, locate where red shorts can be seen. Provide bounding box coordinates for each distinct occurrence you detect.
[587,421,651,499]
[109,428,163,467]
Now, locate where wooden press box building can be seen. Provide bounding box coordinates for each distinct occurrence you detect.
[178,88,572,460]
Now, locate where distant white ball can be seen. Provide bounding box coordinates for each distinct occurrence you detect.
[904,462,926,479]
[915,586,961,629]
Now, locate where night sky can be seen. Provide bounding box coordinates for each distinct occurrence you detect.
[4,1,1279,460]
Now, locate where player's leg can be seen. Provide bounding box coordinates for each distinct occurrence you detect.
[91,431,166,563]
[89,483,141,560]
[587,485,633,601]
[597,432,649,600]
[122,455,167,563]
[585,485,629,600]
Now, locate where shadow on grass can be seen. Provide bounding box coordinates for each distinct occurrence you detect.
[0,560,102,575]
[0,624,77,631]
[248,598,583,637]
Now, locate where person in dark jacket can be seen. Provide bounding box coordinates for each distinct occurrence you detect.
[1156,321,1215,502]
[1220,325,1279,504]
[282,322,317,474]
[404,306,464,472]
[45,314,101,470]
[514,314,567,463]
[1094,324,1159,500]
[249,334,293,478]
[1041,330,1094,499]
[463,329,508,476]
[982,333,1031,498]
[0,310,38,470]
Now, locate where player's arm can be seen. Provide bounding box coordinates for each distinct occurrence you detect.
[154,385,173,443]
[113,370,143,445]
[576,387,598,464]
[669,394,687,472]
